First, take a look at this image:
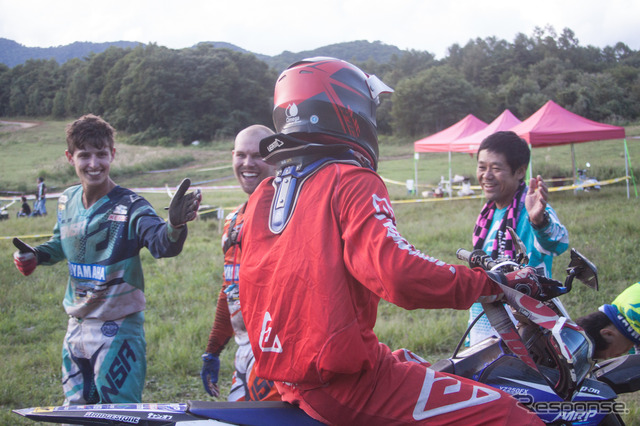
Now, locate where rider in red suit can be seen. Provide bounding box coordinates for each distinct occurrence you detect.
[239,57,547,425]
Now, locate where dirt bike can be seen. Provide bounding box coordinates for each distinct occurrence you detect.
[13,231,640,425]
[576,163,601,191]
[434,231,640,425]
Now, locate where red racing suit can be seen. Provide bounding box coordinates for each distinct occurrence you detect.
[239,163,542,425]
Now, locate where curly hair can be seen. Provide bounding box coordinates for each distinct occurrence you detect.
[66,114,116,154]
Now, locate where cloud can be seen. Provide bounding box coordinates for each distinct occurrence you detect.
[1,0,638,58]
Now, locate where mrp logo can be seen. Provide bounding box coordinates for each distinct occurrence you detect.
[100,340,138,403]
[267,138,284,153]
[69,262,106,282]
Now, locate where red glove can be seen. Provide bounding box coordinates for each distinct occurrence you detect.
[14,251,37,276]
[13,237,38,276]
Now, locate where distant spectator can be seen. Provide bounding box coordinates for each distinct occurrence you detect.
[17,196,31,217]
[31,177,47,216]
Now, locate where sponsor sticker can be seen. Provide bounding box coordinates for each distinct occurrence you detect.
[101,321,119,337]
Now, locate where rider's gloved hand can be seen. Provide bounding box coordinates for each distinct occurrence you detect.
[169,178,202,228]
[13,237,37,276]
[487,267,567,301]
[487,266,567,301]
[488,267,542,297]
[537,275,569,300]
[201,352,221,397]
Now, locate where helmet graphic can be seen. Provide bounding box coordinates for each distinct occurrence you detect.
[263,57,392,170]
[600,282,640,345]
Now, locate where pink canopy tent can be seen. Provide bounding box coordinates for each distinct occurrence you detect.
[509,100,631,196]
[449,109,522,154]
[412,114,488,197]
[413,114,488,153]
[511,100,625,147]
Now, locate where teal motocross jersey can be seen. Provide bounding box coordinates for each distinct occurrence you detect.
[35,185,186,320]
[479,204,568,278]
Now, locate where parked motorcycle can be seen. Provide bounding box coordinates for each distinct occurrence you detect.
[13,231,640,425]
[576,162,601,191]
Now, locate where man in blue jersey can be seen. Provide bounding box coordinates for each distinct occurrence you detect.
[468,131,569,345]
[12,114,201,404]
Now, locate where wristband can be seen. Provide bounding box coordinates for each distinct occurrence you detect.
[531,210,550,230]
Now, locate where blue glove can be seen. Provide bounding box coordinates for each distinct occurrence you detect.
[201,353,220,397]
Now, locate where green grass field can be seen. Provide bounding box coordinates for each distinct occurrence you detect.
[1,119,640,424]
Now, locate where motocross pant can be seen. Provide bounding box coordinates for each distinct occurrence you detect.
[229,342,280,401]
[276,343,542,426]
[61,311,146,405]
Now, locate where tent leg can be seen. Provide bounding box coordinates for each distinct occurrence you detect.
[624,139,630,199]
[624,139,638,198]
[448,151,452,199]
[571,143,577,195]
[414,152,419,197]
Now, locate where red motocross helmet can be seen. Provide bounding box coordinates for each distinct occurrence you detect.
[265,57,392,170]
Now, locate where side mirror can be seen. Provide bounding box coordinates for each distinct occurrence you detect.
[565,248,598,291]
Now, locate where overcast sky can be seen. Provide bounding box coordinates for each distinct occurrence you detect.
[2,0,638,59]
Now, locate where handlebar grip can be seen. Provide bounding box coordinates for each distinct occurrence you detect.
[457,248,501,271]
[456,248,471,262]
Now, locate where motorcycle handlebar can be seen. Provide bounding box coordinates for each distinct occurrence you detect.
[457,248,568,299]
[456,248,501,271]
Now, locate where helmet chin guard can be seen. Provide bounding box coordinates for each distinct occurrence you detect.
[267,147,366,234]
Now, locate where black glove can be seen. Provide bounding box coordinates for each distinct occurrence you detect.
[168,178,202,227]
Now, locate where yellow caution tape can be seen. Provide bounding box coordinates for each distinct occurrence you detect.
[0,233,53,241]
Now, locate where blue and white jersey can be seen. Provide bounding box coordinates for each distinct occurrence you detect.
[35,185,186,320]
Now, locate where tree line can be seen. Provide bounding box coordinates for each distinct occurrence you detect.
[1,26,639,143]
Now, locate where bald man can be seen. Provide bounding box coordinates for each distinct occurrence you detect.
[200,125,280,401]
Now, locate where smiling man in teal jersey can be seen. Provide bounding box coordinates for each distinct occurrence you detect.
[13,114,201,404]
[468,131,569,345]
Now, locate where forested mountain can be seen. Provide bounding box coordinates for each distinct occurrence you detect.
[1,27,639,144]
[264,40,404,71]
[0,38,141,68]
[1,38,403,71]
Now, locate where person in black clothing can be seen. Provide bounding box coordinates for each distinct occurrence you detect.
[18,195,32,217]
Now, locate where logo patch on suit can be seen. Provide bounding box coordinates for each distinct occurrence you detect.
[101,321,119,337]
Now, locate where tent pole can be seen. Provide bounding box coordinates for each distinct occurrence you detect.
[448,151,452,199]
[414,152,419,197]
[571,143,577,195]
[528,144,533,182]
[624,139,638,198]
[624,139,630,199]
